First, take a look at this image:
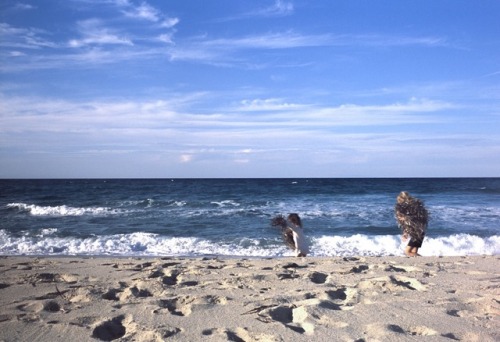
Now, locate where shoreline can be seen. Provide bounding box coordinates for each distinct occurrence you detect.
[1,255,498,341]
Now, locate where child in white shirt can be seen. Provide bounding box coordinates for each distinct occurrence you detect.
[287,213,309,257]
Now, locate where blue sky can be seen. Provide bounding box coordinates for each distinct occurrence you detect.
[1,0,499,178]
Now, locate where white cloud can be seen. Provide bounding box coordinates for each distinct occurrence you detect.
[0,23,57,49]
[342,34,447,48]
[160,17,180,29]
[239,149,253,154]
[165,31,447,66]
[223,97,454,127]
[123,2,159,21]
[237,98,308,111]
[121,1,179,28]
[200,31,331,50]
[14,3,36,10]
[0,92,456,143]
[9,51,26,57]
[254,0,294,17]
[1,91,497,177]
[157,33,174,44]
[180,154,193,163]
[234,159,250,164]
[195,31,445,51]
[324,98,455,114]
[69,19,133,48]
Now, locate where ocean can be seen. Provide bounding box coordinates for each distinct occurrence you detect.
[1,178,499,257]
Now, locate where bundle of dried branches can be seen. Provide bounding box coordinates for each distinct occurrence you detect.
[395,195,429,241]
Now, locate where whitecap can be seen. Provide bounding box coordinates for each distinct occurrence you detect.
[6,203,122,216]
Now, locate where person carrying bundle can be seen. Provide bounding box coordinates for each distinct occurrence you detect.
[272,213,309,257]
[395,191,429,257]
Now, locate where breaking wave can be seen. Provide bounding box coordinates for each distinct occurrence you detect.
[0,230,497,257]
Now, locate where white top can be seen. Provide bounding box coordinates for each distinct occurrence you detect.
[288,224,309,257]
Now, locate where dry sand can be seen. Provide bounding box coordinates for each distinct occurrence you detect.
[0,255,498,341]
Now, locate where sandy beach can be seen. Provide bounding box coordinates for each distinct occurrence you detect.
[0,255,498,342]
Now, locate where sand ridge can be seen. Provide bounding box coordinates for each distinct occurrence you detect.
[0,255,498,341]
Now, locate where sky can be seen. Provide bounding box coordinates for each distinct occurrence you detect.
[1,0,499,178]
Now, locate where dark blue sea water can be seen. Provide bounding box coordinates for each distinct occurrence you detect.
[1,178,499,257]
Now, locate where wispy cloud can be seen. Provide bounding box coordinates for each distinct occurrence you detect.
[347,34,447,47]
[167,31,447,65]
[122,2,159,21]
[227,97,454,127]
[166,31,331,64]
[0,23,57,49]
[13,3,36,10]
[1,90,497,177]
[121,1,179,28]
[68,19,133,48]
[219,0,294,21]
[237,98,309,112]
[201,31,331,49]
[1,0,446,72]
[250,0,294,17]
[0,93,454,137]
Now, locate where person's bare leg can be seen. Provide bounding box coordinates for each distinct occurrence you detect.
[405,246,419,257]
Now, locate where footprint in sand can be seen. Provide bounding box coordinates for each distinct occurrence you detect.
[102,288,122,301]
[179,280,199,287]
[70,315,100,328]
[0,314,16,323]
[322,286,359,309]
[128,261,155,272]
[363,323,444,340]
[157,294,228,316]
[408,325,438,336]
[202,327,275,342]
[384,264,422,273]
[357,275,427,293]
[253,303,316,335]
[43,300,61,312]
[157,296,194,316]
[17,301,45,313]
[445,297,499,321]
[15,299,62,324]
[162,270,181,286]
[363,322,406,340]
[350,265,371,274]
[59,273,79,284]
[66,287,97,303]
[308,271,329,284]
[277,271,300,280]
[121,285,153,299]
[92,315,129,341]
[133,327,182,341]
[104,279,164,303]
[29,272,58,284]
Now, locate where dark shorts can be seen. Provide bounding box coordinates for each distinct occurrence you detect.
[408,234,425,248]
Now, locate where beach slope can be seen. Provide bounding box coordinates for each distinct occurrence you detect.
[0,255,498,341]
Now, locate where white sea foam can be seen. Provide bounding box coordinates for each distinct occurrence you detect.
[171,201,187,207]
[420,234,500,256]
[0,230,498,257]
[313,235,403,257]
[38,228,58,237]
[211,200,241,207]
[7,203,122,216]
